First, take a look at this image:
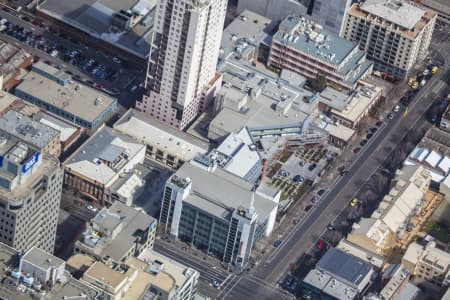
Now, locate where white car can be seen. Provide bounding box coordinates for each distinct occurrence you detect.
[86,205,97,212]
[50,50,58,57]
[393,105,400,113]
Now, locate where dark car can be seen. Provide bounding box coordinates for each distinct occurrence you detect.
[430,114,438,124]
[317,189,325,196]
[293,175,304,184]
[327,223,335,231]
[308,163,317,171]
[353,147,361,154]
[369,127,377,133]
[366,133,373,139]
[273,240,282,248]
[340,170,349,176]
[360,140,367,146]
[304,205,313,212]
[375,121,383,127]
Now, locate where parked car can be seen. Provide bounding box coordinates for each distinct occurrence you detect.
[86,205,97,212]
[293,175,304,184]
[308,163,317,171]
[349,198,359,207]
[279,170,290,177]
[315,239,327,250]
[327,222,335,231]
[273,240,282,248]
[393,105,400,113]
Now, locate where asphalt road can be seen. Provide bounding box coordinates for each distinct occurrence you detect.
[217,275,293,300]
[153,240,231,299]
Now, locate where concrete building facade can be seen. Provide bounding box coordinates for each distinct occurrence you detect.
[402,241,450,287]
[74,201,157,263]
[0,110,61,158]
[0,244,100,299]
[15,62,117,130]
[0,134,63,254]
[269,16,373,90]
[341,0,437,79]
[68,249,199,300]
[310,0,352,35]
[159,162,279,271]
[63,125,146,204]
[137,0,227,130]
[301,247,374,300]
[237,0,312,23]
[113,109,209,170]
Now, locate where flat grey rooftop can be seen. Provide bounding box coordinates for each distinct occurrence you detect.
[64,125,145,185]
[360,0,426,30]
[274,16,358,66]
[317,87,349,111]
[317,247,372,289]
[210,60,312,136]
[16,66,117,123]
[0,138,59,204]
[88,201,157,261]
[0,110,59,150]
[38,0,155,58]
[114,109,209,161]
[175,162,278,222]
[0,243,99,300]
[220,9,274,60]
[22,247,65,270]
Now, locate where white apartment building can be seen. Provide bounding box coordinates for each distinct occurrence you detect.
[341,0,437,79]
[268,16,373,90]
[137,0,227,130]
[347,165,431,257]
[159,162,279,271]
[0,135,63,254]
[403,241,450,287]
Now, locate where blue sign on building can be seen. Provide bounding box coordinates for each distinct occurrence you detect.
[22,152,40,174]
[0,156,2,168]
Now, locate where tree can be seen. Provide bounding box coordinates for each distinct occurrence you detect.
[310,74,327,92]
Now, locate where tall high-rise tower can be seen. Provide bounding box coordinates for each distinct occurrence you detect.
[0,135,63,254]
[136,0,227,130]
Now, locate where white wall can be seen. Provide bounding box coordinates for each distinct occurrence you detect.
[237,0,309,22]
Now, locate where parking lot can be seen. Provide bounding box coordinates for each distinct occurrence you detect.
[268,144,340,204]
[0,9,145,110]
